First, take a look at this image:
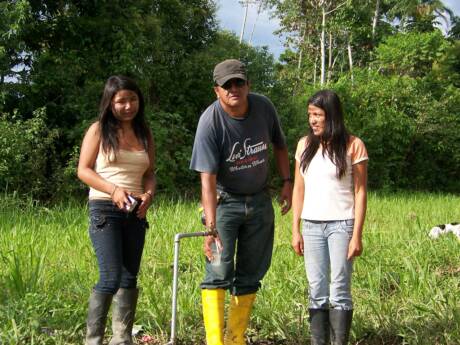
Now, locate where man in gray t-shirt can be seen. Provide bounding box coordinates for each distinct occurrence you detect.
[190,59,292,345]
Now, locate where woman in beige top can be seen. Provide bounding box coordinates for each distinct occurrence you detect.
[78,75,155,345]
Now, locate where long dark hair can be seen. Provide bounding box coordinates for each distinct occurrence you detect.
[98,75,149,157]
[300,90,349,178]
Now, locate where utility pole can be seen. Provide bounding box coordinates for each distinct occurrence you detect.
[239,0,250,43]
[248,0,264,45]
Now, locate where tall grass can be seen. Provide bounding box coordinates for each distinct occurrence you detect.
[0,191,459,344]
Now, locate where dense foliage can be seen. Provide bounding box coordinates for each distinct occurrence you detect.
[0,0,276,198]
[0,0,459,199]
[270,0,460,193]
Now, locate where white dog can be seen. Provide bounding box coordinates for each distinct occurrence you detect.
[429,223,460,239]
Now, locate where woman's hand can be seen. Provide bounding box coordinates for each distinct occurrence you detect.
[111,186,129,210]
[291,231,304,256]
[347,236,363,260]
[136,192,153,219]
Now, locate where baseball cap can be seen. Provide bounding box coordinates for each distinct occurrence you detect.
[213,59,247,86]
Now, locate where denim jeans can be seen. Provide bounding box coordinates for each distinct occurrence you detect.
[302,219,354,310]
[201,190,274,295]
[88,200,148,294]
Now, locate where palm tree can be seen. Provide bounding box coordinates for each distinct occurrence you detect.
[389,0,454,32]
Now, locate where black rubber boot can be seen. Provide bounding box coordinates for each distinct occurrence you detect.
[329,309,353,345]
[108,288,139,345]
[85,290,113,345]
[309,309,330,345]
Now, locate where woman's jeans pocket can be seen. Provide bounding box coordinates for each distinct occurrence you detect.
[88,200,147,294]
[89,214,107,234]
[339,219,354,238]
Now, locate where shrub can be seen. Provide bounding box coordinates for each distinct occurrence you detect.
[333,69,460,191]
[374,30,448,78]
[148,110,196,193]
[0,107,58,198]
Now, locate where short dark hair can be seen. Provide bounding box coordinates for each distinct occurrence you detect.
[300,90,349,178]
[98,75,149,157]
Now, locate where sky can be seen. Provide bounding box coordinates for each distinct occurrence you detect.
[444,0,460,16]
[215,0,284,59]
[215,0,460,60]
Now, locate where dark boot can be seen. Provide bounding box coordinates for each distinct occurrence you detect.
[108,288,139,345]
[85,290,113,345]
[329,309,353,345]
[309,309,330,345]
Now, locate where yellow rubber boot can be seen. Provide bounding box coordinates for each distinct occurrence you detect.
[224,293,256,345]
[202,289,225,345]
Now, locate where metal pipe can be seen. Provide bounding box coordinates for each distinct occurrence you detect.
[166,230,214,345]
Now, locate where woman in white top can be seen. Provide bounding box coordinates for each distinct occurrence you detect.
[292,90,368,345]
[78,75,155,345]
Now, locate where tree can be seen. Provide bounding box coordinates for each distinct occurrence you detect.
[448,15,460,40]
[0,0,282,197]
[386,0,454,32]
[0,0,220,196]
[371,0,380,40]
[269,0,378,87]
[374,30,448,77]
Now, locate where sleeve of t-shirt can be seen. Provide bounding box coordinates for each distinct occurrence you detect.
[295,137,307,162]
[349,136,369,165]
[189,113,220,174]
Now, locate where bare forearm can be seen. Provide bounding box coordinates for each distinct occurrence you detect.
[292,161,304,234]
[274,146,291,179]
[77,167,116,195]
[144,130,156,196]
[143,171,156,196]
[201,173,217,228]
[352,161,368,239]
[292,189,303,235]
[353,190,367,239]
[274,146,293,214]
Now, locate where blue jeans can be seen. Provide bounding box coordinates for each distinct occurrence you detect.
[88,200,148,294]
[201,190,274,295]
[302,219,354,310]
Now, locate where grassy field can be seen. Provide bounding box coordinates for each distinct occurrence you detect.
[1,191,459,345]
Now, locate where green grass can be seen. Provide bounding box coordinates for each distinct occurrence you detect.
[1,191,459,344]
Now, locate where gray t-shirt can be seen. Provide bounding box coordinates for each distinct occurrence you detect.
[190,93,287,195]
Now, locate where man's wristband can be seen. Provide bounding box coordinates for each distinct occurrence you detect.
[282,177,293,184]
[206,224,218,237]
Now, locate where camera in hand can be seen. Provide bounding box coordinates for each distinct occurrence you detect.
[125,195,140,213]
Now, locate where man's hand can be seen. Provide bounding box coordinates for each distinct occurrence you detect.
[279,182,293,215]
[203,235,223,261]
[203,236,214,261]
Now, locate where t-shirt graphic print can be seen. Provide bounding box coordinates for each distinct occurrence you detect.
[190,93,286,195]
